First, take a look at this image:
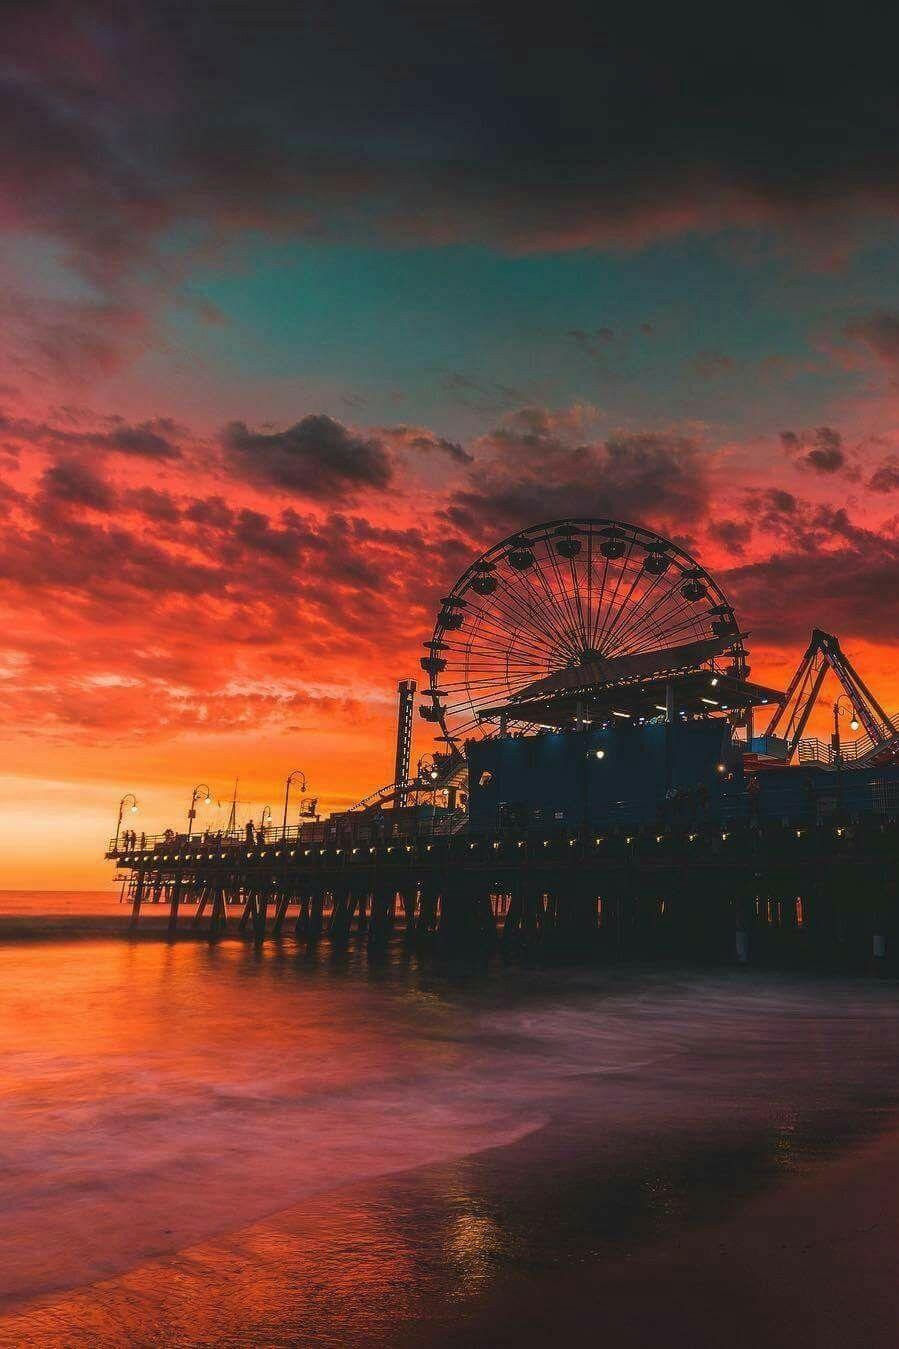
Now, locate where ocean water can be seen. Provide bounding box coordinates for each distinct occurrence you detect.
[4,891,899,1346]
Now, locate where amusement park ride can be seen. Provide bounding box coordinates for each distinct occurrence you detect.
[109,518,899,962]
[356,518,899,819]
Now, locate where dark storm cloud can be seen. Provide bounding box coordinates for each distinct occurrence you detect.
[445,413,709,538]
[0,409,184,460]
[724,525,899,646]
[8,2,899,278]
[122,485,181,523]
[805,430,846,476]
[221,415,393,499]
[54,418,183,460]
[384,425,473,465]
[0,511,219,598]
[40,459,115,512]
[231,507,301,562]
[716,490,899,645]
[708,518,753,555]
[758,488,800,518]
[742,488,848,548]
[183,495,234,529]
[781,427,853,476]
[0,454,468,660]
[7,3,899,382]
[869,457,899,493]
[103,421,182,459]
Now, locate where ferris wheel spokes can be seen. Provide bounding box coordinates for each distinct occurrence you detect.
[422,519,746,754]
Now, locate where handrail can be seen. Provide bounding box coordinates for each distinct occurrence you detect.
[797,716,899,766]
[106,812,472,857]
[106,815,899,872]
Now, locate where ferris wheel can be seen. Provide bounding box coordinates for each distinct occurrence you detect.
[420,518,746,755]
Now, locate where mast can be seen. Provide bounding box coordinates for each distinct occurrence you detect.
[226,779,239,833]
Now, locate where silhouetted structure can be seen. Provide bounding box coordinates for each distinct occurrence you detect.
[109,517,899,965]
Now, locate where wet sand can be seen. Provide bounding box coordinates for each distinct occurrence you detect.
[423,1126,899,1348]
[4,1118,899,1347]
[4,895,899,1346]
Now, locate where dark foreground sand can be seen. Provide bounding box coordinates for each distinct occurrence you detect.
[3,1123,898,1348]
[423,1127,899,1348]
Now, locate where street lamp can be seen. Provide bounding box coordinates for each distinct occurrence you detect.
[260,805,272,841]
[416,753,440,785]
[114,793,138,851]
[187,783,212,837]
[282,769,307,838]
[415,754,440,836]
[832,695,860,763]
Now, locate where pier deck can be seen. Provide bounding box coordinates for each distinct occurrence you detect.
[108,816,899,966]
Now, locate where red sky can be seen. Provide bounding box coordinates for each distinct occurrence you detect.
[3,400,898,887]
[3,3,899,886]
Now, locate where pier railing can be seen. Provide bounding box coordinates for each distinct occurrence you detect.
[108,811,899,873]
[797,713,899,767]
[799,733,875,765]
[107,811,470,859]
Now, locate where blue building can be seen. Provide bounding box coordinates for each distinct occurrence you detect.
[467,720,899,832]
[468,720,741,830]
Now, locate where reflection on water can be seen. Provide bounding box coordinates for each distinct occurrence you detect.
[4,892,899,1345]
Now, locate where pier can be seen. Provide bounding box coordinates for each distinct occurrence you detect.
[108,813,899,967]
[109,516,899,968]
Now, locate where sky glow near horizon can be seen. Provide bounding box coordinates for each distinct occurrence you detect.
[4,2,899,884]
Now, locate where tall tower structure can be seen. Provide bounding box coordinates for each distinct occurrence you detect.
[394,679,416,806]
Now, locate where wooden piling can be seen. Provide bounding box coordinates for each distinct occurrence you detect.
[167,872,184,932]
[294,893,310,938]
[129,867,146,929]
[272,885,292,936]
[192,882,210,928]
[253,877,271,940]
[209,882,228,937]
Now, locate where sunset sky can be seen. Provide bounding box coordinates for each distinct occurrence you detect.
[4,3,899,885]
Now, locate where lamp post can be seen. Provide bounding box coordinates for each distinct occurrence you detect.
[114,793,138,852]
[260,805,272,842]
[416,753,440,786]
[582,745,606,828]
[187,783,212,837]
[282,769,307,838]
[416,754,440,836]
[832,695,860,764]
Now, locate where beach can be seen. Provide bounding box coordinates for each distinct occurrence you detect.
[3,892,899,1347]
